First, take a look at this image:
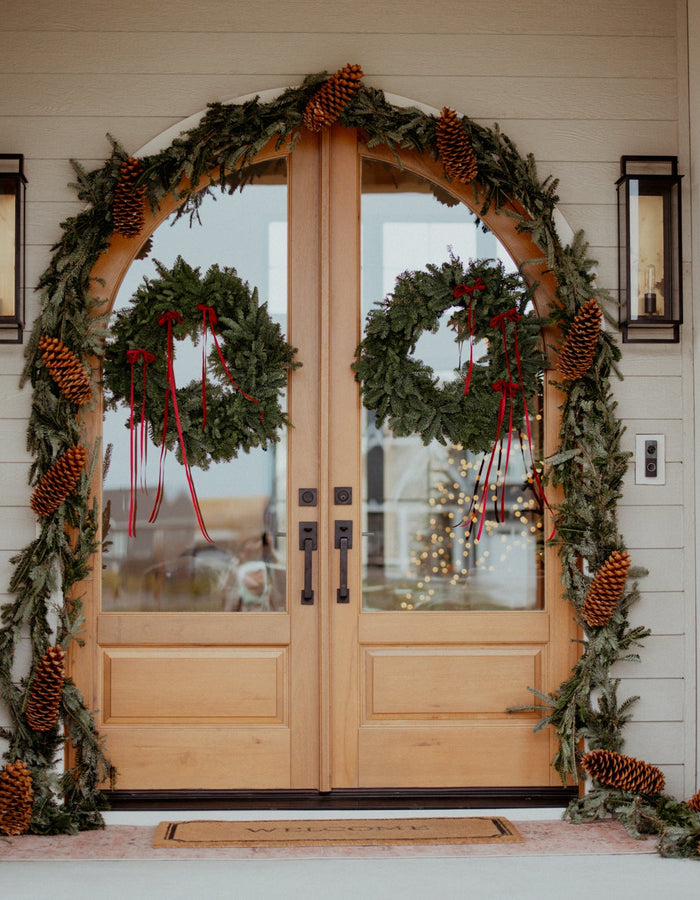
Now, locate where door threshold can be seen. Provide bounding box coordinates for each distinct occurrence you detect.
[105,787,577,811]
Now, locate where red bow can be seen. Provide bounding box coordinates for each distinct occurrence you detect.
[453,277,485,299]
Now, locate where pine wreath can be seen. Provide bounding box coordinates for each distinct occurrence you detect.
[103,257,300,470]
[352,255,546,452]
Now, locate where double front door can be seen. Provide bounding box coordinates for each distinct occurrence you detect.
[76,127,577,792]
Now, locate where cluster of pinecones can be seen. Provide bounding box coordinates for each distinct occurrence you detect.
[435,107,478,185]
[30,445,87,518]
[558,298,603,380]
[581,748,665,795]
[39,335,92,405]
[582,550,631,627]
[303,63,364,132]
[26,646,65,732]
[113,156,146,237]
[0,761,33,836]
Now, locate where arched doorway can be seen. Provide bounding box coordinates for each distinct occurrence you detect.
[72,125,578,799]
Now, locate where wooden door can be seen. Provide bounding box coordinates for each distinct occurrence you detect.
[325,130,577,789]
[73,127,577,793]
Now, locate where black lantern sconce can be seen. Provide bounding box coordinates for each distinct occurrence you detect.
[617,156,683,343]
[0,154,27,344]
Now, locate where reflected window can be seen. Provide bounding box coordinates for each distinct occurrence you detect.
[102,161,288,612]
[361,159,544,612]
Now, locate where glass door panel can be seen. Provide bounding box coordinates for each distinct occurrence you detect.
[102,160,288,612]
[360,159,544,613]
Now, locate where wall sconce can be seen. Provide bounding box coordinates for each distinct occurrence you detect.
[0,154,27,344]
[617,156,683,343]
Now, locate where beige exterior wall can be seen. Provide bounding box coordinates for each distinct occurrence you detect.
[0,0,696,798]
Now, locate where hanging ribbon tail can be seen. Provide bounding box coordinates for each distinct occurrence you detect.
[148,385,169,526]
[200,305,210,430]
[127,353,138,537]
[510,322,556,540]
[454,281,485,398]
[463,297,474,396]
[475,381,519,543]
[147,311,213,544]
[461,453,487,543]
[198,303,263,422]
[126,349,156,535]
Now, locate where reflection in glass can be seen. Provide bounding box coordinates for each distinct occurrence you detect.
[361,160,544,612]
[102,161,288,612]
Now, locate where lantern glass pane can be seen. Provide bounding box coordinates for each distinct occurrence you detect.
[0,183,16,319]
[636,192,665,319]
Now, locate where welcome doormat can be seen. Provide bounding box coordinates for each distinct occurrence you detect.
[153,816,523,848]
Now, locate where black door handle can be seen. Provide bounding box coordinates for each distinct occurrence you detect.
[299,522,317,605]
[335,520,353,603]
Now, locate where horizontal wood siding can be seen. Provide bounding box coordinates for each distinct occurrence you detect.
[0,0,694,795]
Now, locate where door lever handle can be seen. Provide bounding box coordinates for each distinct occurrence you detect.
[334,520,353,603]
[299,522,317,605]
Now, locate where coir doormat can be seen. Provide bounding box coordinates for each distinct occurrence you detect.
[153,816,523,848]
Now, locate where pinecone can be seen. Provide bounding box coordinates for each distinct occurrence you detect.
[30,445,87,517]
[582,550,631,627]
[26,646,65,732]
[581,749,665,795]
[435,107,478,185]
[303,63,364,131]
[0,761,34,836]
[558,298,603,380]
[687,789,700,814]
[113,156,146,237]
[38,335,92,405]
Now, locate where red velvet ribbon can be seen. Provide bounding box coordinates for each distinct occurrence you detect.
[493,307,554,537]
[197,304,263,425]
[126,349,155,537]
[453,277,485,396]
[148,310,212,543]
[473,380,520,542]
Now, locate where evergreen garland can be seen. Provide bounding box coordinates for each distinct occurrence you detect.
[0,66,693,855]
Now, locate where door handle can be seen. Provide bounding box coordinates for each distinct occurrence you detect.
[334,520,353,603]
[299,522,317,605]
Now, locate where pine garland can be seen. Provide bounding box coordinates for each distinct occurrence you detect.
[0,69,689,854]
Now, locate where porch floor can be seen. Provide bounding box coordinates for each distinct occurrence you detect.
[1,809,697,898]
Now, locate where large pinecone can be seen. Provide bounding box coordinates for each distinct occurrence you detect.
[303,63,364,131]
[435,107,478,185]
[26,646,65,732]
[113,156,146,237]
[39,335,92,404]
[582,550,631,627]
[558,298,603,380]
[0,761,34,836]
[581,749,665,795]
[30,445,87,517]
[687,789,700,813]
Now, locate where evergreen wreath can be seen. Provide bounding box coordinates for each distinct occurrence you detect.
[103,256,299,470]
[0,64,696,856]
[352,256,545,452]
